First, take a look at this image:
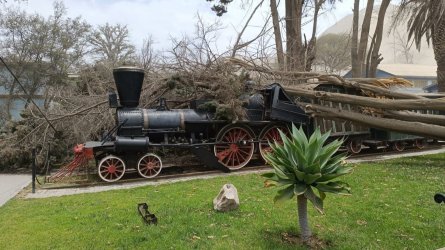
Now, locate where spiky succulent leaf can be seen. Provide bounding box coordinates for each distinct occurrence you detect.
[321,153,348,175]
[318,139,344,169]
[317,167,353,182]
[291,124,308,148]
[261,172,276,179]
[315,181,352,195]
[303,173,322,184]
[319,190,326,201]
[274,184,295,202]
[288,138,307,172]
[304,187,324,214]
[294,182,307,196]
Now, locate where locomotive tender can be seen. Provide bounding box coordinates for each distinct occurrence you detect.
[81,67,426,182]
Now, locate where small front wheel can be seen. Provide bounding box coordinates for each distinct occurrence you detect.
[98,155,126,182]
[137,153,162,178]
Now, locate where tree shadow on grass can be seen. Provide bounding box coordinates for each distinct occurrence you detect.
[259,226,331,250]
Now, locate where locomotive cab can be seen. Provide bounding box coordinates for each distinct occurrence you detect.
[261,83,309,124]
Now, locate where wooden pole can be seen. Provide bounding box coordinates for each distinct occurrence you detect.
[286,87,445,111]
[304,103,445,139]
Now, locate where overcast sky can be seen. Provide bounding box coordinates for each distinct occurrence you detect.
[5,0,388,52]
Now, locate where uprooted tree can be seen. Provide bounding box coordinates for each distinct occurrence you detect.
[229,58,445,140]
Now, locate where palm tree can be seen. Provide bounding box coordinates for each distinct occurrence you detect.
[396,1,445,92]
[263,125,352,242]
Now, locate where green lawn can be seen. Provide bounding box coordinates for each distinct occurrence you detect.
[1,154,445,249]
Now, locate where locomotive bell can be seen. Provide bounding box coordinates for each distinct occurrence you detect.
[113,66,145,108]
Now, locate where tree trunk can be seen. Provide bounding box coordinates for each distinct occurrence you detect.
[297,194,312,242]
[385,110,445,127]
[285,0,295,71]
[285,87,445,111]
[304,0,322,71]
[270,0,285,70]
[294,0,304,71]
[351,0,360,77]
[432,13,445,93]
[368,0,390,77]
[357,0,374,77]
[285,0,304,71]
[5,79,16,120]
[304,103,445,139]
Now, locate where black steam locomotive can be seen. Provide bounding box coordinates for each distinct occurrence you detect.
[81,67,427,182]
[82,67,310,182]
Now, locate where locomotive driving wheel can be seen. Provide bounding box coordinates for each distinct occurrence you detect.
[98,155,126,182]
[214,125,255,170]
[259,125,290,162]
[137,153,162,178]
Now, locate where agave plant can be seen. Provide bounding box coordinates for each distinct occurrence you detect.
[263,124,352,242]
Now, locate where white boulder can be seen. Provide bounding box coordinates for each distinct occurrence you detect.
[213,184,240,212]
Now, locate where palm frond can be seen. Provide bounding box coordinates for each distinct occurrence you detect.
[395,0,445,49]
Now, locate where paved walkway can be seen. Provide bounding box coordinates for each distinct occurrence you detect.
[0,174,31,207]
[26,169,270,199]
[347,147,445,163]
[23,147,445,200]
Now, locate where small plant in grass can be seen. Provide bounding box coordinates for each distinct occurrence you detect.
[262,125,353,243]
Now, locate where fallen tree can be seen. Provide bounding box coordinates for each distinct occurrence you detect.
[285,87,445,111]
[228,59,445,140]
[304,103,445,139]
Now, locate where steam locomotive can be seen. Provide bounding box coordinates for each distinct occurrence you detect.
[80,67,427,182]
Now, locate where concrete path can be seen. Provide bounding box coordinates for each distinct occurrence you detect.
[26,169,270,199]
[24,147,445,200]
[347,147,445,163]
[0,174,31,206]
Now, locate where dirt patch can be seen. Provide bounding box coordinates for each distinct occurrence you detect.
[281,232,330,249]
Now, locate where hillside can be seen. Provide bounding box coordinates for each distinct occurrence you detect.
[321,4,436,66]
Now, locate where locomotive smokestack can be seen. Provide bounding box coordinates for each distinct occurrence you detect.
[113,66,145,108]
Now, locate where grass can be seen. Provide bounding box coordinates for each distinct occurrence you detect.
[0,154,445,249]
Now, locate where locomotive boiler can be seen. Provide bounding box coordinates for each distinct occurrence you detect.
[80,66,309,182]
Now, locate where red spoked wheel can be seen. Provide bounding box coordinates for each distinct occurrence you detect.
[98,155,126,182]
[346,139,362,154]
[392,141,405,152]
[414,139,426,149]
[259,125,290,162]
[214,125,255,170]
[137,153,162,178]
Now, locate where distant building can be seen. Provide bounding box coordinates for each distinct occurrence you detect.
[344,64,437,89]
[322,4,436,66]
